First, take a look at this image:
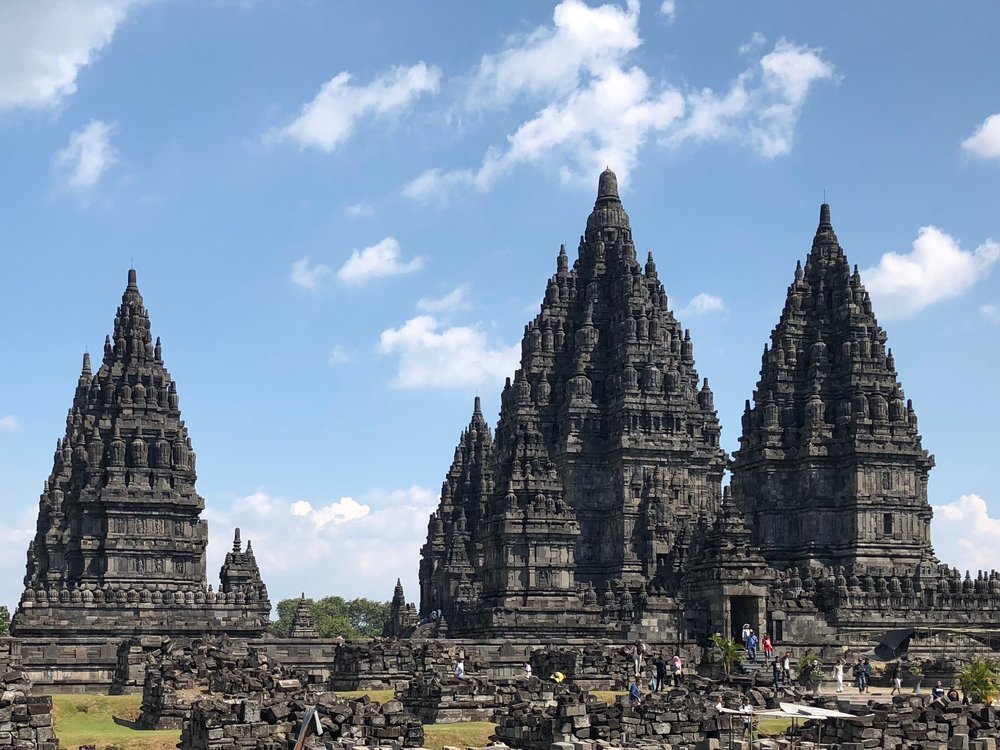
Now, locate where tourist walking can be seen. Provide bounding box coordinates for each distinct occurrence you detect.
[653,654,667,692]
[853,659,863,693]
[781,651,791,684]
[762,634,773,663]
[771,659,782,687]
[834,659,845,692]
[629,640,646,676]
[741,623,752,645]
[890,662,902,696]
[862,658,871,693]
[746,631,759,662]
[672,653,683,686]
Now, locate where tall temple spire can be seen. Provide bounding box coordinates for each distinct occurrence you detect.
[422,169,726,637]
[732,204,935,574]
[15,268,270,636]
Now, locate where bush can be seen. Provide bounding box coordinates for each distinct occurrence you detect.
[958,658,1000,704]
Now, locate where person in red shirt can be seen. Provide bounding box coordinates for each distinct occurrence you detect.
[762,634,774,664]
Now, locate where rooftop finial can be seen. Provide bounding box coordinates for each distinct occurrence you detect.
[82,352,91,376]
[232,527,241,553]
[819,203,832,228]
[127,268,138,289]
[474,395,482,415]
[596,167,620,205]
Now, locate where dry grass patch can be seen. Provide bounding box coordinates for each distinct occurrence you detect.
[422,721,496,750]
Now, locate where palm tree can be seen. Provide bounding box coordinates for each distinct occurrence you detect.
[958,658,1000,704]
[710,634,744,680]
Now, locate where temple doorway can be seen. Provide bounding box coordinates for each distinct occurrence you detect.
[729,595,759,641]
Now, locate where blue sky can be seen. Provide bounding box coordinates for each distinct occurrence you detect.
[1,0,999,613]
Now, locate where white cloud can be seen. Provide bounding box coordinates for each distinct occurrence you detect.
[345,202,374,218]
[336,237,423,286]
[658,0,676,22]
[406,1,833,204]
[328,346,354,365]
[932,494,1000,572]
[0,416,20,432]
[290,497,370,529]
[671,39,835,158]
[0,0,142,112]
[739,32,767,56]
[961,114,1000,160]
[54,120,118,192]
[980,304,1000,325]
[679,292,727,317]
[204,486,437,604]
[862,226,1000,320]
[417,285,472,314]
[378,314,520,389]
[468,0,642,109]
[290,257,332,290]
[267,62,441,152]
[233,490,284,519]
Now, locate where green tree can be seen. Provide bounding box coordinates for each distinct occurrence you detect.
[270,596,390,639]
[710,634,744,679]
[0,605,9,636]
[958,658,1000,704]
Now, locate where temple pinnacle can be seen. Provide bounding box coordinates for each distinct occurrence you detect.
[596,167,620,205]
[127,268,138,289]
[819,203,832,228]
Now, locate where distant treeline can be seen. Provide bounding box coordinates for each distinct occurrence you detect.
[269,596,389,639]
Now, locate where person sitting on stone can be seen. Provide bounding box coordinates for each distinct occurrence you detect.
[628,674,642,704]
[523,662,532,679]
[931,680,945,702]
[454,660,465,679]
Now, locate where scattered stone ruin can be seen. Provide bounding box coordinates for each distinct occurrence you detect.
[0,637,59,749]
[799,695,1000,750]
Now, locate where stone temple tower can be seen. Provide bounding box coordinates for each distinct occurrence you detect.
[731,205,936,575]
[13,269,270,689]
[422,169,727,636]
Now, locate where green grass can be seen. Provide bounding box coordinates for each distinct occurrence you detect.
[423,721,496,750]
[51,694,180,750]
[757,717,794,735]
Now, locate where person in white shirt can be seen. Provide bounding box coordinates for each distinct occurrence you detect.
[835,659,845,693]
[454,660,465,679]
[738,697,754,737]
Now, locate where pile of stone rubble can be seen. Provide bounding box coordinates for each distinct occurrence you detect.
[0,637,59,750]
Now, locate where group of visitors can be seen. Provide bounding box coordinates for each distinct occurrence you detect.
[739,623,772,663]
[628,640,684,703]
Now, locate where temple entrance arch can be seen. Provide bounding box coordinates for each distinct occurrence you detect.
[729,595,759,642]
